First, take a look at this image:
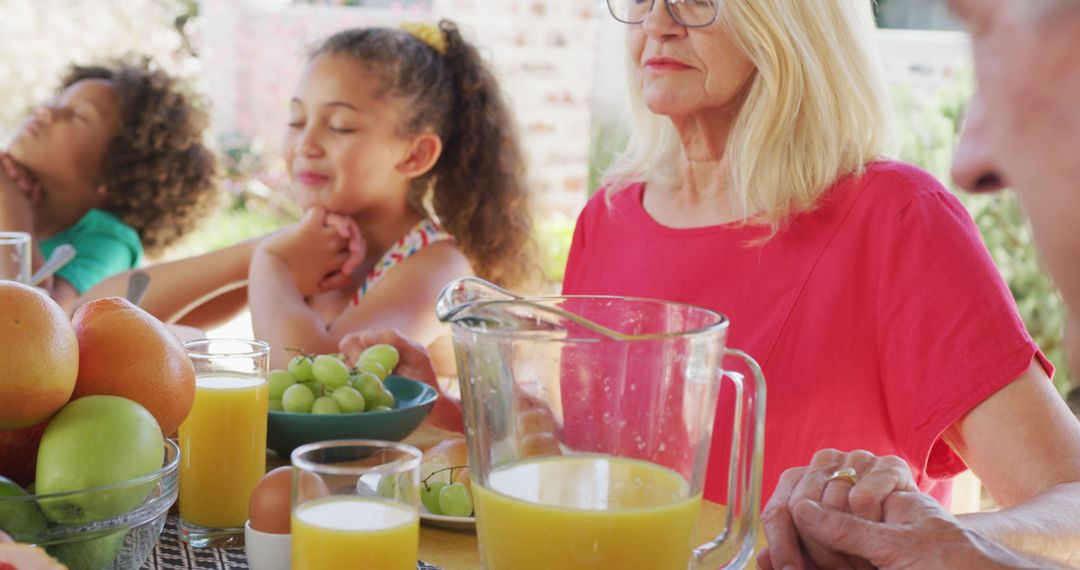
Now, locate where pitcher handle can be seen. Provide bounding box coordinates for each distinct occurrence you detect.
[693,348,767,570]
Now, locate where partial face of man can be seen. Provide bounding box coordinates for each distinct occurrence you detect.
[951,0,1080,374]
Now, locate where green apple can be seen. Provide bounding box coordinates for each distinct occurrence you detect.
[0,476,47,540]
[47,530,126,570]
[35,396,164,523]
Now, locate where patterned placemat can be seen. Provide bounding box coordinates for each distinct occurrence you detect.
[142,516,441,569]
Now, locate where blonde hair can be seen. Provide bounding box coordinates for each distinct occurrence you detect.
[605,1,891,227]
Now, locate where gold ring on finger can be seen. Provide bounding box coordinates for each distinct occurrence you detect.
[826,467,858,485]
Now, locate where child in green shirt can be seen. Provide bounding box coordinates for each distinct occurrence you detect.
[0,58,218,311]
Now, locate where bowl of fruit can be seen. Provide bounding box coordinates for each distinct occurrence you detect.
[266,344,438,458]
[0,437,179,570]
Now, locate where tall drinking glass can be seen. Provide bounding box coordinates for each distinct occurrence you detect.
[290,440,421,570]
[179,339,270,547]
[0,231,31,283]
[438,278,766,570]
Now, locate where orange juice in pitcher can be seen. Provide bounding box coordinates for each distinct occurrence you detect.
[437,278,766,570]
[475,455,702,570]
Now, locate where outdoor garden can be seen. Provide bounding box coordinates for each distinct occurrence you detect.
[0,0,1073,404]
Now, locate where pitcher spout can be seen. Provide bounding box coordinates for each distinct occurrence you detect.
[435,277,520,323]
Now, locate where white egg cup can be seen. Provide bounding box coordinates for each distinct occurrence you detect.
[244,520,291,570]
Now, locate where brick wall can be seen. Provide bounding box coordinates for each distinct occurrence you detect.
[200,0,597,217]
[432,0,597,216]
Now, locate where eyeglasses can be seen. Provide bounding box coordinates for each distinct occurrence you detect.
[607,0,721,28]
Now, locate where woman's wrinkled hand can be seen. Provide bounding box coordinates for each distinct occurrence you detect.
[758,449,918,570]
[339,329,463,433]
[761,490,1058,570]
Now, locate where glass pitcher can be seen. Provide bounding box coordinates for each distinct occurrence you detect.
[437,278,765,570]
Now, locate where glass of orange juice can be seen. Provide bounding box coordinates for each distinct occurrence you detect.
[179,339,270,548]
[290,440,421,570]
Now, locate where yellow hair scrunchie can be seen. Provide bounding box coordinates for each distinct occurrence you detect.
[400,22,447,55]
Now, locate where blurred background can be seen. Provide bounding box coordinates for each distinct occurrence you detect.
[0,1,1072,412]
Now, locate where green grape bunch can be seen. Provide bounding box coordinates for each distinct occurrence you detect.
[420,466,474,518]
[270,344,401,414]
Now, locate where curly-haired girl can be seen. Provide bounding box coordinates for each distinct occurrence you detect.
[248,19,535,372]
[0,58,218,309]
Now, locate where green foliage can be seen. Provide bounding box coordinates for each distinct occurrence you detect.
[162,200,292,262]
[532,211,576,287]
[588,110,630,197]
[0,2,198,134]
[891,75,1073,395]
[162,136,298,261]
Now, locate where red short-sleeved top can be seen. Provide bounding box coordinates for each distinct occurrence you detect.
[562,161,1050,506]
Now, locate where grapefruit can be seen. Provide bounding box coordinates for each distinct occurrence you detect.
[0,282,79,430]
[70,297,195,436]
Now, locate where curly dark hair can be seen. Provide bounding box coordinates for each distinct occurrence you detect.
[313,20,536,289]
[60,59,219,256]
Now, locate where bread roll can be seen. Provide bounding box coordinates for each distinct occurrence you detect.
[422,438,469,488]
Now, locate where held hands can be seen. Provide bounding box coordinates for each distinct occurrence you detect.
[339,329,464,433]
[762,489,1054,570]
[259,207,365,296]
[757,449,1058,570]
[759,449,918,570]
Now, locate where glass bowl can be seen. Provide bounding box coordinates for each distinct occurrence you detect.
[266,375,437,457]
[0,439,179,570]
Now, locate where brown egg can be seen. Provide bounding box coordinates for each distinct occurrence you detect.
[248,467,293,534]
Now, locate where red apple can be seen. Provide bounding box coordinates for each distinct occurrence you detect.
[0,423,47,487]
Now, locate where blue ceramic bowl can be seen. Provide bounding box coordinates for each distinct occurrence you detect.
[266,375,437,457]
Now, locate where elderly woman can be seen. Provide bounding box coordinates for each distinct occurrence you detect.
[562,0,1080,566]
